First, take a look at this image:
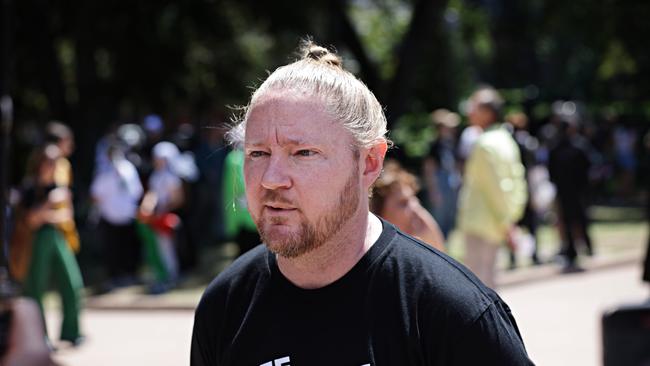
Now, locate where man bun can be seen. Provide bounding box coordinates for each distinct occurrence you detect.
[228,38,388,151]
[300,41,342,68]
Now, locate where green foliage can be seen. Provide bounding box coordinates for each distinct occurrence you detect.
[598,40,637,81]
[391,112,436,159]
[20,89,49,114]
[56,39,79,106]
[349,0,412,79]
[456,0,493,64]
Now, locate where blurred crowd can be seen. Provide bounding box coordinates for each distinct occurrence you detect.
[409,87,650,286]
[3,86,650,350]
[4,113,262,348]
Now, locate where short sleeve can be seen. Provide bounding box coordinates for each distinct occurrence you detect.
[449,301,534,365]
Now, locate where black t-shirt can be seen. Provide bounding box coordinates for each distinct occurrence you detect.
[191,220,533,366]
[548,137,591,198]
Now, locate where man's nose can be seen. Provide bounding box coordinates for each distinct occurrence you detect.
[261,156,292,190]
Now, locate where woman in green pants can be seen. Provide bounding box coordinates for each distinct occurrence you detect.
[17,144,84,345]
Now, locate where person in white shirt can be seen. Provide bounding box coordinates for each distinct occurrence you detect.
[91,144,144,288]
[139,141,186,287]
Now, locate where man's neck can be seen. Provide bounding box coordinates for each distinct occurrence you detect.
[276,212,383,289]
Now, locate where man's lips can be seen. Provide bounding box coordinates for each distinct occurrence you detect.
[263,203,297,212]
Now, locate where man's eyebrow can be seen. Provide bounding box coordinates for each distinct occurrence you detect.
[243,142,266,148]
[281,137,311,146]
[244,138,313,148]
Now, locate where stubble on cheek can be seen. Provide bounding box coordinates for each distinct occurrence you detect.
[255,167,360,259]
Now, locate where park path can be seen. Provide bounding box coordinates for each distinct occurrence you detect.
[47,263,648,366]
[500,264,647,366]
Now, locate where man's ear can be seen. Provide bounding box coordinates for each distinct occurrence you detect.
[361,140,388,189]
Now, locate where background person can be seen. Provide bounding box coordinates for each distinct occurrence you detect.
[43,122,74,188]
[548,115,593,273]
[422,109,461,240]
[456,86,528,288]
[43,122,80,260]
[90,143,144,290]
[17,145,84,346]
[139,141,186,292]
[372,160,445,251]
[221,148,260,256]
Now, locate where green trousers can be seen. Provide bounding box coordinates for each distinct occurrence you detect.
[23,225,83,341]
[135,221,169,283]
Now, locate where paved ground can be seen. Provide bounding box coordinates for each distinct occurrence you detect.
[47,310,194,366]
[500,265,648,366]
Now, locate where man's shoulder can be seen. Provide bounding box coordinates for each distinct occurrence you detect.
[379,229,531,364]
[196,244,269,311]
[379,228,498,318]
[383,228,477,281]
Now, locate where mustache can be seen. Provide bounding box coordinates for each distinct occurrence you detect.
[261,190,296,206]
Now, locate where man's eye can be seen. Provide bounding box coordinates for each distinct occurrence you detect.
[296,150,316,157]
[249,151,268,158]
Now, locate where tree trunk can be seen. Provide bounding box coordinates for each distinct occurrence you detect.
[329,0,382,98]
[33,0,68,121]
[385,0,448,128]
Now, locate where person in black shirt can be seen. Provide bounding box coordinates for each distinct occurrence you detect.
[548,118,593,273]
[191,41,533,366]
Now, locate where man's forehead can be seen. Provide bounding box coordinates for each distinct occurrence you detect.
[244,123,346,148]
[245,134,313,147]
[248,91,329,116]
[244,92,349,145]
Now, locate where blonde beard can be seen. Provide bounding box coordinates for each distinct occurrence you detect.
[257,167,360,259]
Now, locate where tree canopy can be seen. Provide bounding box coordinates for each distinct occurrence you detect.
[2,0,649,179]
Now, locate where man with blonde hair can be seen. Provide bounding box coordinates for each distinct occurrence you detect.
[191,42,532,365]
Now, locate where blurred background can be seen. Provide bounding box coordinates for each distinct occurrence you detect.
[0,0,649,365]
